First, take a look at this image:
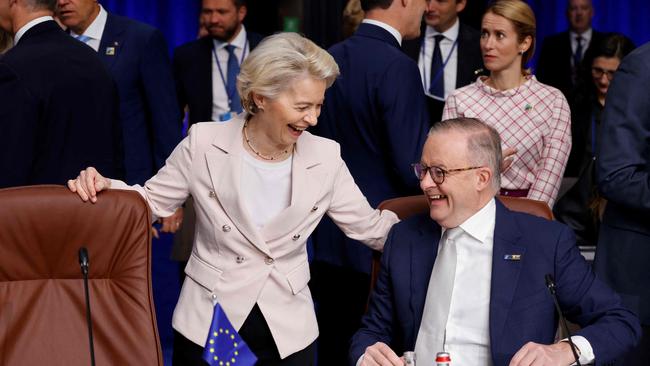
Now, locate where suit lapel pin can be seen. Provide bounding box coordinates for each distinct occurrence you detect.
[504,254,522,261]
[105,47,116,56]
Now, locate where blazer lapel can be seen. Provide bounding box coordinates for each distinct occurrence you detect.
[489,201,526,357]
[205,117,270,256]
[98,13,124,70]
[410,219,441,345]
[261,133,327,241]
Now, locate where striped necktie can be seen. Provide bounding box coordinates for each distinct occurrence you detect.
[74,34,92,44]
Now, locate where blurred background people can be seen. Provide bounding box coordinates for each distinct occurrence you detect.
[554,33,635,247]
[310,0,431,363]
[595,40,650,366]
[403,0,484,122]
[443,0,571,208]
[68,33,399,366]
[536,0,604,101]
[57,0,182,186]
[341,0,363,39]
[0,0,123,188]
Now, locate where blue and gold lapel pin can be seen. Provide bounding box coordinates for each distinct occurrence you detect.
[105,41,119,56]
[504,254,522,261]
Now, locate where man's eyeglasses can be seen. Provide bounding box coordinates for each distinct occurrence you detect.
[591,67,617,81]
[412,163,484,184]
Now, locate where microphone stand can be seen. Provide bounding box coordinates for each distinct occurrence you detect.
[545,274,582,366]
[79,247,96,366]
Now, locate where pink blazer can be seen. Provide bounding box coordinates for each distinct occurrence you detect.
[111,116,399,357]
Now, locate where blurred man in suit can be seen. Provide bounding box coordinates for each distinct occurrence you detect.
[173,0,262,125]
[595,41,650,366]
[0,0,122,188]
[310,0,430,363]
[351,117,641,366]
[56,0,181,186]
[403,0,483,122]
[536,0,604,100]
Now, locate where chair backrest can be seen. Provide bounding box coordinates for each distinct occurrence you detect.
[0,185,162,365]
[370,195,553,298]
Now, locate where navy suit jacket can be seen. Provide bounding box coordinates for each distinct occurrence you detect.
[351,200,641,365]
[595,42,650,324]
[311,23,430,273]
[402,22,484,122]
[172,32,263,126]
[99,13,181,185]
[536,30,605,99]
[0,20,123,188]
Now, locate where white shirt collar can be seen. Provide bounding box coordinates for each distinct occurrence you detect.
[570,27,592,44]
[212,24,248,50]
[425,17,460,42]
[14,16,54,45]
[70,4,107,42]
[442,198,496,244]
[362,19,402,45]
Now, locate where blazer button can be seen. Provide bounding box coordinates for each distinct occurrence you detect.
[236,256,245,264]
[264,256,274,265]
[311,206,318,212]
[222,224,231,232]
[208,190,216,198]
[292,234,301,241]
[211,293,217,300]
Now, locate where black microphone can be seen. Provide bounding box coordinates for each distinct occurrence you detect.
[79,247,96,366]
[545,274,582,366]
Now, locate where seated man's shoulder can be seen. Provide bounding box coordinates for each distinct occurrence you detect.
[392,213,435,236]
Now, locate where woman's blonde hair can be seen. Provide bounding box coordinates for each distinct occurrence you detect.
[237,32,340,115]
[485,0,536,71]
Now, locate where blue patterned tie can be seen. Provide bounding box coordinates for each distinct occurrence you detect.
[74,34,92,44]
[573,35,584,67]
[225,44,242,113]
[429,34,445,99]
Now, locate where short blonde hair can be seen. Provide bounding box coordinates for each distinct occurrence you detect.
[237,32,340,115]
[485,0,536,70]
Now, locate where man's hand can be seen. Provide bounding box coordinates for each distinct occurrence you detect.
[509,341,576,366]
[160,207,184,234]
[360,342,403,366]
[502,147,517,173]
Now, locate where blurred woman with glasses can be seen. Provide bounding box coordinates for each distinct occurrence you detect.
[554,33,635,246]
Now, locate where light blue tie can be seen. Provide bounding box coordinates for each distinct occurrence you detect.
[225,44,242,113]
[74,34,92,44]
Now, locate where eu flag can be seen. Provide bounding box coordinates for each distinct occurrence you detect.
[203,303,258,366]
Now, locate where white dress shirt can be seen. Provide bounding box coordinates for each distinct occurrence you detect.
[362,19,402,45]
[418,19,460,101]
[14,16,53,45]
[569,27,592,66]
[69,5,108,52]
[210,25,250,121]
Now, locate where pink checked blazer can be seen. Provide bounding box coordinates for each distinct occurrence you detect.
[110,116,399,358]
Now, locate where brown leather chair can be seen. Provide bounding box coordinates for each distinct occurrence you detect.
[0,185,163,365]
[370,195,553,296]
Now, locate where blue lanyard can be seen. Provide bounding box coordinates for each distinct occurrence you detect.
[421,36,459,91]
[212,38,249,101]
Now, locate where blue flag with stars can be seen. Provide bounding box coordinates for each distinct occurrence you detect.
[203,303,258,366]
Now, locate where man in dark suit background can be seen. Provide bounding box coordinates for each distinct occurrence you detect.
[536,0,604,100]
[0,0,122,188]
[310,0,430,363]
[402,0,483,122]
[173,0,262,126]
[351,117,641,366]
[595,42,650,366]
[56,0,181,186]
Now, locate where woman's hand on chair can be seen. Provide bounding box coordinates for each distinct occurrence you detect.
[67,167,111,203]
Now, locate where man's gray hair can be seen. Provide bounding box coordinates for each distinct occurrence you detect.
[429,117,502,190]
[28,0,57,12]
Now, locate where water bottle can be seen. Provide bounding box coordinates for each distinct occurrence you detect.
[403,351,416,365]
[435,351,451,365]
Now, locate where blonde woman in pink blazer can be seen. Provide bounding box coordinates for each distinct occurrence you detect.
[68,32,399,365]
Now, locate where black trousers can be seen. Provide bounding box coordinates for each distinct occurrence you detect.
[172,304,315,366]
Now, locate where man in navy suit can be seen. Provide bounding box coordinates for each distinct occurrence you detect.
[56,0,181,186]
[595,42,650,365]
[402,0,483,122]
[310,0,431,363]
[173,0,263,126]
[0,0,122,188]
[351,118,640,366]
